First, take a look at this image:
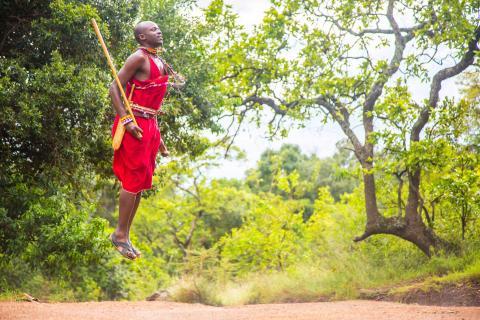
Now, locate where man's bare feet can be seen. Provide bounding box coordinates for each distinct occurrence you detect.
[110,233,137,260]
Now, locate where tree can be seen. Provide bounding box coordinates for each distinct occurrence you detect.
[246,143,358,203]
[0,0,133,269]
[210,0,480,255]
[423,71,480,241]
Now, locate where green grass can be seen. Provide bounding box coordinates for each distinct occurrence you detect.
[390,256,480,296]
[0,290,24,302]
[169,243,480,306]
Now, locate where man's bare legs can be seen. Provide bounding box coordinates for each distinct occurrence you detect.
[114,189,139,243]
[127,192,142,240]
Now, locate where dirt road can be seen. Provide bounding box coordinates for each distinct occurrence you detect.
[1,300,479,320]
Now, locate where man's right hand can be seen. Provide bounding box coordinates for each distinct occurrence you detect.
[125,122,143,140]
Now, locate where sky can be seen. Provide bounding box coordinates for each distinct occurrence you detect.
[193,0,466,179]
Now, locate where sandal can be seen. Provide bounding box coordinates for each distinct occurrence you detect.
[110,233,137,260]
[129,240,142,257]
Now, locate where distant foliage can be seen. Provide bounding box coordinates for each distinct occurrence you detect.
[219,195,308,275]
[246,144,358,201]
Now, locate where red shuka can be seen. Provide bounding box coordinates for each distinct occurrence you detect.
[112,48,169,193]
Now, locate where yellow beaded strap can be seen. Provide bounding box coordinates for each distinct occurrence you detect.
[120,115,134,126]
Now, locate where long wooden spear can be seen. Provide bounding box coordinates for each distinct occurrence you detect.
[91,18,140,150]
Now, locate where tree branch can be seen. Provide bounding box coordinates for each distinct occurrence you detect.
[394,169,407,216]
[364,0,413,114]
[242,95,288,116]
[184,210,204,250]
[317,12,424,37]
[411,26,480,141]
[362,0,415,161]
[314,95,365,163]
[220,67,265,82]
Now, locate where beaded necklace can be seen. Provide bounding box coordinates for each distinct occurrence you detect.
[137,47,184,86]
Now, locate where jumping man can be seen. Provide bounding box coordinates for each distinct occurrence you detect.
[109,21,184,260]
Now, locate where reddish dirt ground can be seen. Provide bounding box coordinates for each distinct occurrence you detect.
[1,300,479,320]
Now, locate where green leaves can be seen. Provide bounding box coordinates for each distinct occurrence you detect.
[246,144,358,203]
[0,52,111,186]
[219,195,307,275]
[13,193,110,279]
[33,0,101,63]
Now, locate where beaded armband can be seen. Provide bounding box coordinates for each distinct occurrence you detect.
[120,115,134,126]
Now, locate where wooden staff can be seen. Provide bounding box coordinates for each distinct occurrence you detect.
[91,18,140,150]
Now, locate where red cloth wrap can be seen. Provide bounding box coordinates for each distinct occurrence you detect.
[112,49,168,193]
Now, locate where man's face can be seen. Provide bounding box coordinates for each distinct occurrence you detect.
[140,22,163,47]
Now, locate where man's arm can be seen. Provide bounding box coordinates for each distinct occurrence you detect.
[109,53,145,140]
[169,72,186,89]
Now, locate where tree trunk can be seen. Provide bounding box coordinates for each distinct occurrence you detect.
[354,215,441,256]
[354,167,454,256]
[461,204,467,241]
[363,165,381,228]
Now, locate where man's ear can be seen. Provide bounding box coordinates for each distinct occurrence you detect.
[139,34,146,40]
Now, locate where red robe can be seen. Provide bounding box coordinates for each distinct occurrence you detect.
[112,48,169,193]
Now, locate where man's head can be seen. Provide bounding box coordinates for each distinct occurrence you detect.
[134,21,163,48]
